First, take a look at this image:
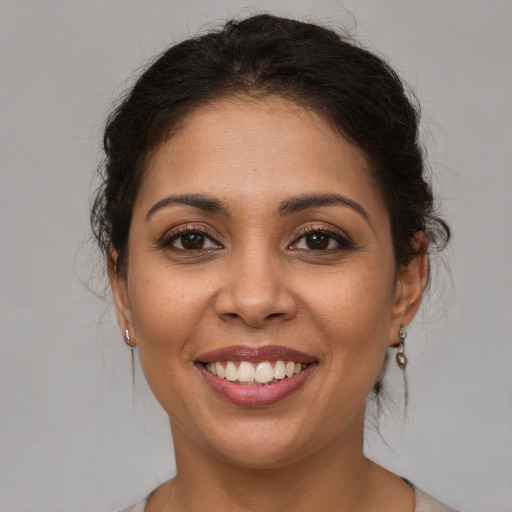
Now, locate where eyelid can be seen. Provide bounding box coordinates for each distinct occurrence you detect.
[156,222,353,252]
[157,223,224,249]
[288,224,354,250]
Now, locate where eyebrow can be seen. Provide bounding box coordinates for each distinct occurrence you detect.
[145,194,230,222]
[145,192,371,228]
[279,193,371,224]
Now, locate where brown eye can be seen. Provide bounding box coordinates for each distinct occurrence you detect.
[290,229,352,252]
[179,233,205,250]
[163,229,221,251]
[305,233,329,250]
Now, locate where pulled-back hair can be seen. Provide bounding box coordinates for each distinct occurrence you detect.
[91,14,449,275]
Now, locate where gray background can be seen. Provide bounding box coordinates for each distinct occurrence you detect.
[1,1,511,511]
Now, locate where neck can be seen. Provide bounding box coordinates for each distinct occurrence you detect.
[161,412,383,512]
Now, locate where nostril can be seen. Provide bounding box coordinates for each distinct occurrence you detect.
[265,312,284,320]
[214,283,298,327]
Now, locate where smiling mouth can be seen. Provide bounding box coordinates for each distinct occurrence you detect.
[196,345,318,406]
[203,360,311,386]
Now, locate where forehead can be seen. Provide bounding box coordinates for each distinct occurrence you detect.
[138,96,385,217]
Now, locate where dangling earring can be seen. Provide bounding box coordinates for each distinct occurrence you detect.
[123,328,136,383]
[124,328,132,347]
[396,325,408,370]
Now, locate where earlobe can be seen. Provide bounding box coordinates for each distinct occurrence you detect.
[108,248,135,345]
[389,233,429,345]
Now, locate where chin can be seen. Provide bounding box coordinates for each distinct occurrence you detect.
[172,412,318,470]
[213,436,310,470]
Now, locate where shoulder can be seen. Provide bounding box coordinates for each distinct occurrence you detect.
[413,485,460,512]
[115,483,460,512]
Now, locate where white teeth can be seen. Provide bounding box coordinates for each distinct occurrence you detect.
[273,360,286,379]
[255,362,274,383]
[238,361,256,382]
[225,361,238,381]
[215,362,225,379]
[205,360,310,384]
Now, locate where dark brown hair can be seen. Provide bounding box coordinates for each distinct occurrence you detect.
[91,14,450,274]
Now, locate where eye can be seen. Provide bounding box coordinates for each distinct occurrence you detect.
[299,233,332,250]
[290,228,352,252]
[160,228,222,251]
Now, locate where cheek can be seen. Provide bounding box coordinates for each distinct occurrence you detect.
[128,259,209,334]
[126,263,212,386]
[301,260,395,361]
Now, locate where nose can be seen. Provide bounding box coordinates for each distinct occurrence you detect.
[214,251,298,328]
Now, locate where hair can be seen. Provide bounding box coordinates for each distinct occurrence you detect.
[91,13,450,277]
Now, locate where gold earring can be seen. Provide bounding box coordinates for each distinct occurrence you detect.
[396,326,408,370]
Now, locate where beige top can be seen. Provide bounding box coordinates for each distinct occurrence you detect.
[117,483,460,512]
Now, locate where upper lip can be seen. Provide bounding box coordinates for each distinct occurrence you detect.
[196,345,317,364]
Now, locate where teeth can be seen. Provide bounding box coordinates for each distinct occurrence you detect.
[205,360,310,384]
[215,362,225,379]
[238,361,255,382]
[273,360,286,379]
[255,362,274,383]
[225,361,238,381]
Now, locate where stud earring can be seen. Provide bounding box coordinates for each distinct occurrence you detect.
[396,325,408,370]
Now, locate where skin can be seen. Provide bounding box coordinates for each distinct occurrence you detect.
[110,96,428,512]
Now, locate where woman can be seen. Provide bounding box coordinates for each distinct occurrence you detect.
[91,14,456,512]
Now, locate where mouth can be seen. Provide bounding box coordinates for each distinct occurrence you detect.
[203,360,310,385]
[196,345,318,406]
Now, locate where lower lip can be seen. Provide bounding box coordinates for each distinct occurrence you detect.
[197,363,317,407]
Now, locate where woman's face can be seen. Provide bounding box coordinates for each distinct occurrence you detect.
[111,96,425,468]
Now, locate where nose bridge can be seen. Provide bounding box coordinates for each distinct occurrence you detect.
[215,238,296,327]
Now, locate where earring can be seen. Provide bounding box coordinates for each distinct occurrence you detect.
[123,328,136,384]
[396,325,408,370]
[124,328,133,347]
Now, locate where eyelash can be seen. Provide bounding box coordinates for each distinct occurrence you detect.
[158,225,353,253]
[158,225,222,251]
[289,226,353,252]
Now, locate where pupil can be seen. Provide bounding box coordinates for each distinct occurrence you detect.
[182,233,204,250]
[306,233,328,250]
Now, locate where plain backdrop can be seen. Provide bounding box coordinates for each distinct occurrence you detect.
[1,1,511,511]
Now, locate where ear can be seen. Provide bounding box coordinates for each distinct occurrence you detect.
[388,233,429,347]
[108,247,135,346]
